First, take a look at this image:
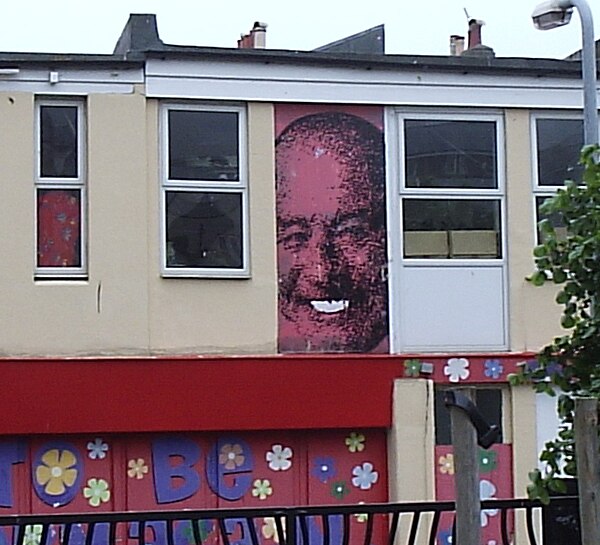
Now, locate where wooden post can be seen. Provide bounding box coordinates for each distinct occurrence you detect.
[448,387,480,545]
[574,397,600,545]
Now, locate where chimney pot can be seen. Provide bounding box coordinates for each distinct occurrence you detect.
[468,18,485,49]
[238,21,267,49]
[450,34,465,56]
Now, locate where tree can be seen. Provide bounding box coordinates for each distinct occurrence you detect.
[509,145,600,503]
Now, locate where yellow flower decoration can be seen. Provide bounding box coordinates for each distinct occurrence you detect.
[438,454,455,475]
[345,432,366,453]
[128,458,149,479]
[35,449,78,495]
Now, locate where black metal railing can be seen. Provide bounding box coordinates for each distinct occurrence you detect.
[0,496,580,545]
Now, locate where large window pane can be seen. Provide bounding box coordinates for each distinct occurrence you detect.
[536,118,583,186]
[168,110,239,181]
[405,120,497,189]
[40,105,78,178]
[37,189,81,267]
[166,191,243,269]
[403,199,501,258]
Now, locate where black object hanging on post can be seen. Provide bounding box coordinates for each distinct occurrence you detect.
[444,390,501,449]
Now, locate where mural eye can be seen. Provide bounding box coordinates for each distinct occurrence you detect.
[279,230,310,250]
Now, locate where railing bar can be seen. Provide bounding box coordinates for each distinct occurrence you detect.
[298,515,309,545]
[427,511,441,545]
[139,521,145,545]
[64,524,73,545]
[166,519,174,545]
[191,519,202,545]
[281,514,291,545]
[84,523,95,545]
[363,510,374,545]
[388,512,400,545]
[407,512,420,545]
[218,519,231,545]
[500,507,510,545]
[322,515,330,545]
[526,507,539,545]
[245,517,260,545]
[451,515,456,545]
[341,514,350,545]
[108,521,117,545]
[13,524,26,545]
[39,524,49,545]
[15,524,25,545]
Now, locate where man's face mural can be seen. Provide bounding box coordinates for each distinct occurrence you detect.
[276,111,388,352]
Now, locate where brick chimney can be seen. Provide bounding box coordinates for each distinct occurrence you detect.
[237,21,267,49]
[468,19,484,49]
[450,35,465,56]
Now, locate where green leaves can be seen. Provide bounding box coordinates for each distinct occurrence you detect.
[525,145,600,503]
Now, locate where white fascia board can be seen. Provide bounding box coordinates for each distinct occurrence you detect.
[0,67,143,94]
[146,58,591,109]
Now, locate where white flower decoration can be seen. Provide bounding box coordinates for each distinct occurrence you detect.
[444,358,470,383]
[266,444,293,471]
[351,462,379,490]
[479,479,499,527]
[87,438,109,460]
[23,525,43,545]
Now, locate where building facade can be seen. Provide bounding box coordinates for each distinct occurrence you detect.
[0,13,590,545]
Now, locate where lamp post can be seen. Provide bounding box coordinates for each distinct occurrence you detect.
[532,0,598,145]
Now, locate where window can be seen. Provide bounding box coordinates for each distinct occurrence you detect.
[390,112,507,352]
[161,104,248,277]
[401,116,503,259]
[35,99,86,278]
[532,115,584,242]
[434,387,504,445]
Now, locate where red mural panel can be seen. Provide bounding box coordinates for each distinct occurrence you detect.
[0,430,387,517]
[275,105,389,354]
[435,444,513,545]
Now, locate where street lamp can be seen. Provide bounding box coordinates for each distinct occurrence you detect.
[532,0,598,146]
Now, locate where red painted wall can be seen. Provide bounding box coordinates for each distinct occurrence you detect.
[0,430,387,514]
[0,354,532,436]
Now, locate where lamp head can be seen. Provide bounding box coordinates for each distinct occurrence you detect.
[532,1,573,30]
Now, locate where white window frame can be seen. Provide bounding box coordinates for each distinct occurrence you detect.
[531,112,585,243]
[160,103,249,278]
[386,109,508,353]
[395,111,506,264]
[34,98,87,279]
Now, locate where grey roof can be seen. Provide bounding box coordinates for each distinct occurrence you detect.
[313,25,385,55]
[0,13,594,80]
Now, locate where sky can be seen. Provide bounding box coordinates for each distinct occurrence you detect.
[1,0,599,60]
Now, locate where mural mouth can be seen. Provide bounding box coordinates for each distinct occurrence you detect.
[310,300,349,314]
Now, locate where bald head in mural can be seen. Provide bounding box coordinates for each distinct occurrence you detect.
[276,111,388,353]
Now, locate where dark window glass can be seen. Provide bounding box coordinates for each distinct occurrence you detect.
[435,388,503,445]
[405,120,497,189]
[40,106,78,178]
[537,119,584,186]
[168,110,239,181]
[403,199,501,258]
[166,191,243,269]
[37,189,81,267]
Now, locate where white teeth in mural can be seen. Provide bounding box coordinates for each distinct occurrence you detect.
[310,300,349,314]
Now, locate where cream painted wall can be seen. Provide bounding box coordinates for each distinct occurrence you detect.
[0,94,277,356]
[0,91,150,356]
[505,109,563,352]
[388,378,435,501]
[146,101,278,354]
